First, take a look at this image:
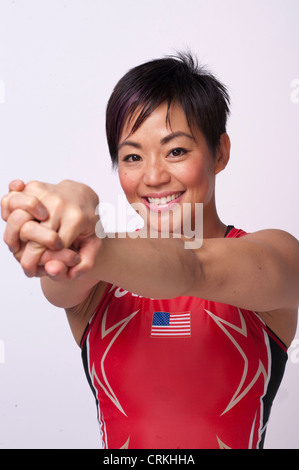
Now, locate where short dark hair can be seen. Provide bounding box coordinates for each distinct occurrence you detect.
[106,52,230,167]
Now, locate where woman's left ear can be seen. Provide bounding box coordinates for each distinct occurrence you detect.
[214,133,231,175]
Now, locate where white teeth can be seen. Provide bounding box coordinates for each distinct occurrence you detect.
[147,192,183,205]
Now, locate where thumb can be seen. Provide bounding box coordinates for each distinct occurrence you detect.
[67,236,101,280]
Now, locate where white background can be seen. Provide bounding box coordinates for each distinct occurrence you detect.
[0,0,298,449]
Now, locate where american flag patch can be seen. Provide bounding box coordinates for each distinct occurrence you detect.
[151,311,191,337]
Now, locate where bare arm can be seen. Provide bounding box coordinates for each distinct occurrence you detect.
[3,180,298,346]
[190,229,299,312]
[39,228,299,347]
[3,180,298,312]
[88,229,299,313]
[77,228,298,347]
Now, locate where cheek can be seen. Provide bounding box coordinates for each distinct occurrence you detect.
[179,161,212,188]
[118,170,137,200]
[179,160,215,205]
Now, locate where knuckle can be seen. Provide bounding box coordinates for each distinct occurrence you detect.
[3,229,15,247]
[20,257,32,272]
[1,194,10,217]
[3,227,18,248]
[83,255,95,272]
[9,208,28,224]
[3,231,11,246]
[11,241,25,259]
[19,220,33,240]
[1,193,9,207]
[46,193,65,214]
[26,180,42,192]
[20,242,45,273]
[60,178,73,185]
[48,230,60,249]
[53,195,65,211]
[27,240,45,253]
[26,195,40,211]
[70,205,86,226]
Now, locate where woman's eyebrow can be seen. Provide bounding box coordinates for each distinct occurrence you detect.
[118,131,194,151]
[118,140,142,151]
[160,131,195,145]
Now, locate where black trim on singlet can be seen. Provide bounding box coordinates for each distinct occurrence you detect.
[80,319,92,349]
[224,225,234,237]
[259,333,288,448]
[81,335,102,428]
[266,325,288,351]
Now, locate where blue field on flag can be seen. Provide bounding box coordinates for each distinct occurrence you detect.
[151,311,191,337]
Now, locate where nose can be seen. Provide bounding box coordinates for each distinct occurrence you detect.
[142,157,171,187]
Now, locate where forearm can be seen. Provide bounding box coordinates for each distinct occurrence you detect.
[40,275,98,309]
[39,234,199,308]
[96,235,200,299]
[94,229,299,311]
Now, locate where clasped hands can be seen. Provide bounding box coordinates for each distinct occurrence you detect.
[1,179,101,282]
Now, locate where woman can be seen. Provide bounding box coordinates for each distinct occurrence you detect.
[2,53,299,449]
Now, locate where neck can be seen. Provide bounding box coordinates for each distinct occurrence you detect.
[202,196,227,239]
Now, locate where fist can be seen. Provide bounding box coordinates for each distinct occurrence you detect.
[1,179,101,280]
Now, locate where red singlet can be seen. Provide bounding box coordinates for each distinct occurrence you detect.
[81,227,287,449]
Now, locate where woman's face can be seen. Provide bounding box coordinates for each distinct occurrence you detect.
[117,101,229,234]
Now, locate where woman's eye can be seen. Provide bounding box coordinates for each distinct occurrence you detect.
[168,148,187,157]
[123,154,141,162]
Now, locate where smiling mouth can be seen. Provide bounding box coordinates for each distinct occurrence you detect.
[142,191,185,211]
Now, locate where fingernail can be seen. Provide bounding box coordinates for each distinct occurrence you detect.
[48,272,57,278]
[37,207,48,219]
[74,255,81,265]
[24,270,34,277]
[55,239,64,250]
